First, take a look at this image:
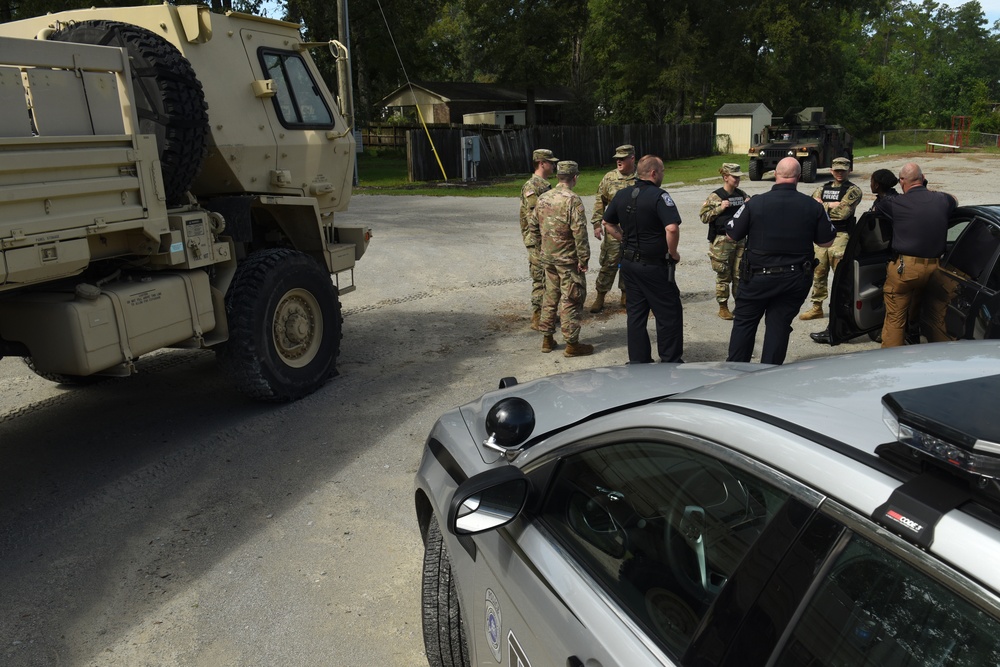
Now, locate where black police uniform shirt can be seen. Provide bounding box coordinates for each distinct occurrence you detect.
[887,186,956,258]
[819,180,858,232]
[707,187,749,241]
[872,189,899,220]
[603,178,682,258]
[727,182,835,269]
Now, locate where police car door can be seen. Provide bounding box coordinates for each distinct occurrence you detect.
[465,518,670,667]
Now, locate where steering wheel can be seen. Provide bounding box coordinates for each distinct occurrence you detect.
[664,467,745,606]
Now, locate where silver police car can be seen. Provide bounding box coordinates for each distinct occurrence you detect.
[415,341,1000,667]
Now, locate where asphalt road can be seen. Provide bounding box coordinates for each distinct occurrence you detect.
[0,153,995,666]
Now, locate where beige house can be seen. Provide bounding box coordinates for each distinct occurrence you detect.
[380,81,571,125]
[714,103,772,154]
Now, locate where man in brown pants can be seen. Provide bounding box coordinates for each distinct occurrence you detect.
[880,162,956,347]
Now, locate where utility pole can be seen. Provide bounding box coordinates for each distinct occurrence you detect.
[336,0,355,132]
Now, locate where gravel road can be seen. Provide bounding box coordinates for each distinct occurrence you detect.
[0,152,996,666]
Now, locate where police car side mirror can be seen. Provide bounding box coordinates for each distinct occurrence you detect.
[448,467,530,536]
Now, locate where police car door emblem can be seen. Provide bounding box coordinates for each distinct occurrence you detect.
[485,588,502,662]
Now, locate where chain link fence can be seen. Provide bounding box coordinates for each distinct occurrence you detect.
[878,129,1000,149]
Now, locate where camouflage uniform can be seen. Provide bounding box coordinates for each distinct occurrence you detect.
[520,173,553,315]
[700,188,748,304]
[528,182,590,344]
[807,174,863,306]
[591,165,637,295]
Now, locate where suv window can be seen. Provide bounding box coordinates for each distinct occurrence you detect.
[539,441,789,656]
[774,532,1000,666]
[259,49,333,128]
[946,218,1000,282]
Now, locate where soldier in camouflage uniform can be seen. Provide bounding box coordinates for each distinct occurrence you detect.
[520,149,559,330]
[527,161,594,357]
[588,144,637,312]
[700,163,750,320]
[800,156,863,321]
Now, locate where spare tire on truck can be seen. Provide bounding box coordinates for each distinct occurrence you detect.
[48,20,209,206]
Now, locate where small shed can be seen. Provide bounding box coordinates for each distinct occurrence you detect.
[714,103,772,154]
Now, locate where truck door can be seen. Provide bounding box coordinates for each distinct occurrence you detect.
[240,28,353,206]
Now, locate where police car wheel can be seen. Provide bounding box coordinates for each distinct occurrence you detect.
[422,515,472,667]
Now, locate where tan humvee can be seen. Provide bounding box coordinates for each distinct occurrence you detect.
[0,4,369,401]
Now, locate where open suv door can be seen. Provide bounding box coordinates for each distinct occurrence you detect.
[826,206,990,345]
[827,210,892,344]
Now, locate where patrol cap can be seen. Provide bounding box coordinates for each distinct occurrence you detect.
[532,148,559,163]
[831,157,851,171]
[613,145,635,159]
[556,160,579,176]
[722,162,744,177]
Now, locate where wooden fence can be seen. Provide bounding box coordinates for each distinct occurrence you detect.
[405,123,715,182]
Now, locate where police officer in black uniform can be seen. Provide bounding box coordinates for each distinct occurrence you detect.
[726,157,836,364]
[602,155,683,363]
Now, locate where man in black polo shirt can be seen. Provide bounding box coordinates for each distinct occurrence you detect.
[602,154,683,363]
[881,162,957,347]
[726,157,836,364]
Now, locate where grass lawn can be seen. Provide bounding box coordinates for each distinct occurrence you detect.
[354,144,990,198]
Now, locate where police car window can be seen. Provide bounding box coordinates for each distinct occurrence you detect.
[259,50,333,127]
[773,533,1000,666]
[539,441,789,656]
[946,218,1000,282]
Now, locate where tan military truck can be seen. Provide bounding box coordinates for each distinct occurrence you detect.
[0,4,369,401]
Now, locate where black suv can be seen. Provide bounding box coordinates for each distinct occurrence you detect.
[827,205,1000,344]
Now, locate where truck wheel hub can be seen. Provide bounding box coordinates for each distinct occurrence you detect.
[273,289,322,366]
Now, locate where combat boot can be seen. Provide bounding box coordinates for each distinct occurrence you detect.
[588,291,606,313]
[541,335,555,353]
[620,290,626,307]
[799,303,824,320]
[530,309,541,331]
[718,302,734,320]
[564,341,594,357]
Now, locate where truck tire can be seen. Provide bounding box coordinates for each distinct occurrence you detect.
[801,155,818,183]
[217,249,342,402]
[748,159,762,181]
[422,515,472,667]
[48,20,209,206]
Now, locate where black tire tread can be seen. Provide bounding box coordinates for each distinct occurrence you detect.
[49,20,209,205]
[217,248,341,402]
[801,155,817,183]
[422,516,471,667]
[748,159,761,181]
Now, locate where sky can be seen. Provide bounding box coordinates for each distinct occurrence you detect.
[941,0,1000,24]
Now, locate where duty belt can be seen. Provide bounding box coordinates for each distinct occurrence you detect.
[622,247,668,266]
[751,261,813,275]
[892,254,938,264]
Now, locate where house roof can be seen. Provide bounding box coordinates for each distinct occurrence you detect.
[381,81,574,107]
[715,103,771,117]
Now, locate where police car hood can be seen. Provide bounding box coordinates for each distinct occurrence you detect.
[460,362,759,462]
